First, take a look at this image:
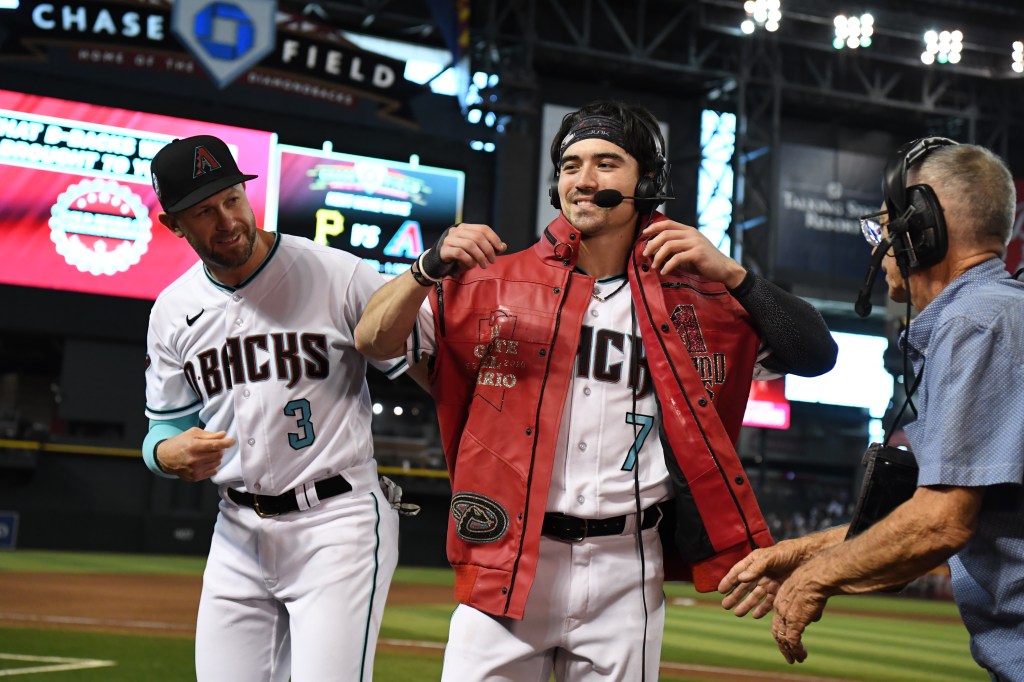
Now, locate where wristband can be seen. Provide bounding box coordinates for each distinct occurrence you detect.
[420,225,459,280]
[409,254,436,287]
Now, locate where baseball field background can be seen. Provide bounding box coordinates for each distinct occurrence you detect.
[0,549,985,681]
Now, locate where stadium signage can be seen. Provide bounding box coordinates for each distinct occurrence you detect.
[0,0,423,124]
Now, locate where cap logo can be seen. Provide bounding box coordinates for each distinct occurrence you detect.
[193,145,222,178]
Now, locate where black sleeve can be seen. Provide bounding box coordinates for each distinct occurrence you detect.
[728,272,838,377]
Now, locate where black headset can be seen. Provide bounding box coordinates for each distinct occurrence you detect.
[548,114,671,214]
[882,136,957,269]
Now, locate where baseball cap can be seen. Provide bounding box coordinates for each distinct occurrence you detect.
[150,135,258,213]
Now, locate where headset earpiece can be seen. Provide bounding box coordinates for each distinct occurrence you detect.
[549,172,562,210]
[882,136,956,269]
[633,118,670,214]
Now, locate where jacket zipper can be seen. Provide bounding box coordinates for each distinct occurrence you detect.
[435,281,446,337]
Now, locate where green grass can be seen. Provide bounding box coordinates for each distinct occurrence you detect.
[0,549,207,576]
[0,627,194,680]
[0,550,987,682]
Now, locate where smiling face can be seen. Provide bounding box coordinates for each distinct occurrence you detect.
[556,137,642,239]
[160,183,262,281]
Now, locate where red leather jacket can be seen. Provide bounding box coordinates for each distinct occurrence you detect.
[427,212,773,619]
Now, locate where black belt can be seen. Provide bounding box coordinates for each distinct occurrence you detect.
[227,475,352,518]
[542,506,662,543]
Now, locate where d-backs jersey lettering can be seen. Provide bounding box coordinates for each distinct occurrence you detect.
[145,233,406,494]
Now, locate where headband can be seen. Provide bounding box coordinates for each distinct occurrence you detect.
[557,115,634,164]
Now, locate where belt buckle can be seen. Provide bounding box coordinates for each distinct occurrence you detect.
[567,518,587,543]
[252,496,279,519]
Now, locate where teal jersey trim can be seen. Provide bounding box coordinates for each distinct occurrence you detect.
[359,491,383,682]
[204,231,282,292]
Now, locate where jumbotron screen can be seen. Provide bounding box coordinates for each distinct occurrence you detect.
[269,144,465,277]
[0,89,275,300]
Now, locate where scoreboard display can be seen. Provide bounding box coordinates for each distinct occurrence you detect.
[269,144,465,278]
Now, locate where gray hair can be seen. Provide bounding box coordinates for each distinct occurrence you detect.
[910,144,1016,248]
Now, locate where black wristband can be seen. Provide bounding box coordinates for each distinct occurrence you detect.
[420,225,459,280]
[409,256,435,287]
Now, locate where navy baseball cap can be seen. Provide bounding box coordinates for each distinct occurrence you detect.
[150,135,257,213]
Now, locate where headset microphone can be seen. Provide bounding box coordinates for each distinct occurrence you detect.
[592,189,675,209]
[854,235,894,318]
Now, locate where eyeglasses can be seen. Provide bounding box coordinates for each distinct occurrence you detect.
[859,209,887,246]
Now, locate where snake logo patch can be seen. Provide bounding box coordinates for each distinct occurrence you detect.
[451,492,509,543]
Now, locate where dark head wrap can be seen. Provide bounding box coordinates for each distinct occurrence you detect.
[557,115,636,163]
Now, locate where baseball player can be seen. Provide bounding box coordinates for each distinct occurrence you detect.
[354,100,838,680]
[141,135,418,682]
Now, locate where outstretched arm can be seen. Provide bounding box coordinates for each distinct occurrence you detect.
[355,268,434,361]
[719,525,847,618]
[355,223,507,360]
[733,485,982,665]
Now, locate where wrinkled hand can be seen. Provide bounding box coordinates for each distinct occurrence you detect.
[641,220,746,287]
[767,562,832,664]
[156,427,234,482]
[433,223,507,274]
[719,539,811,618]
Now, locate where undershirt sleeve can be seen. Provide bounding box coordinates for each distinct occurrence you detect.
[141,414,200,478]
[728,272,838,377]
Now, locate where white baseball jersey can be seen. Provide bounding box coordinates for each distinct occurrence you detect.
[546,275,672,517]
[411,274,671,517]
[145,232,406,495]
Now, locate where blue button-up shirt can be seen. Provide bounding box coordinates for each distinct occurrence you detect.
[902,258,1024,681]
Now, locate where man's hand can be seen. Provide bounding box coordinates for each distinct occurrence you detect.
[719,540,807,619]
[155,427,234,482]
[425,223,507,277]
[641,220,746,288]
[765,560,835,664]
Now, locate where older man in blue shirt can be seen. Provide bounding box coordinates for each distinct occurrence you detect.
[718,139,1024,681]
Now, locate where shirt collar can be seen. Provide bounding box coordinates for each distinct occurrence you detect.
[904,257,1009,356]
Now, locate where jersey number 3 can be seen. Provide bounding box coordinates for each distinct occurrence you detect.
[284,398,317,450]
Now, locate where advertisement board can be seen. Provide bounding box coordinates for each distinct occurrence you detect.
[0,89,275,300]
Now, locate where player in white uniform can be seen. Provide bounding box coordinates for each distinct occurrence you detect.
[415,273,674,679]
[354,101,837,681]
[141,135,411,682]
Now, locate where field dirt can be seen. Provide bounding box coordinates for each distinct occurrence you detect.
[0,572,450,637]
[0,571,956,682]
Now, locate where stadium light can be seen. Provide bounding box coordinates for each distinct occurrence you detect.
[1013,41,1023,73]
[922,29,963,65]
[742,0,782,33]
[833,13,873,50]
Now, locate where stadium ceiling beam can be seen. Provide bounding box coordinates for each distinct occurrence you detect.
[292,0,1024,128]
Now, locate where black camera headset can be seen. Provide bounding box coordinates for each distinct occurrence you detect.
[882,136,958,269]
[548,114,671,214]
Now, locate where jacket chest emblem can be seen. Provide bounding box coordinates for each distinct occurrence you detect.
[670,304,727,401]
[470,310,526,410]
